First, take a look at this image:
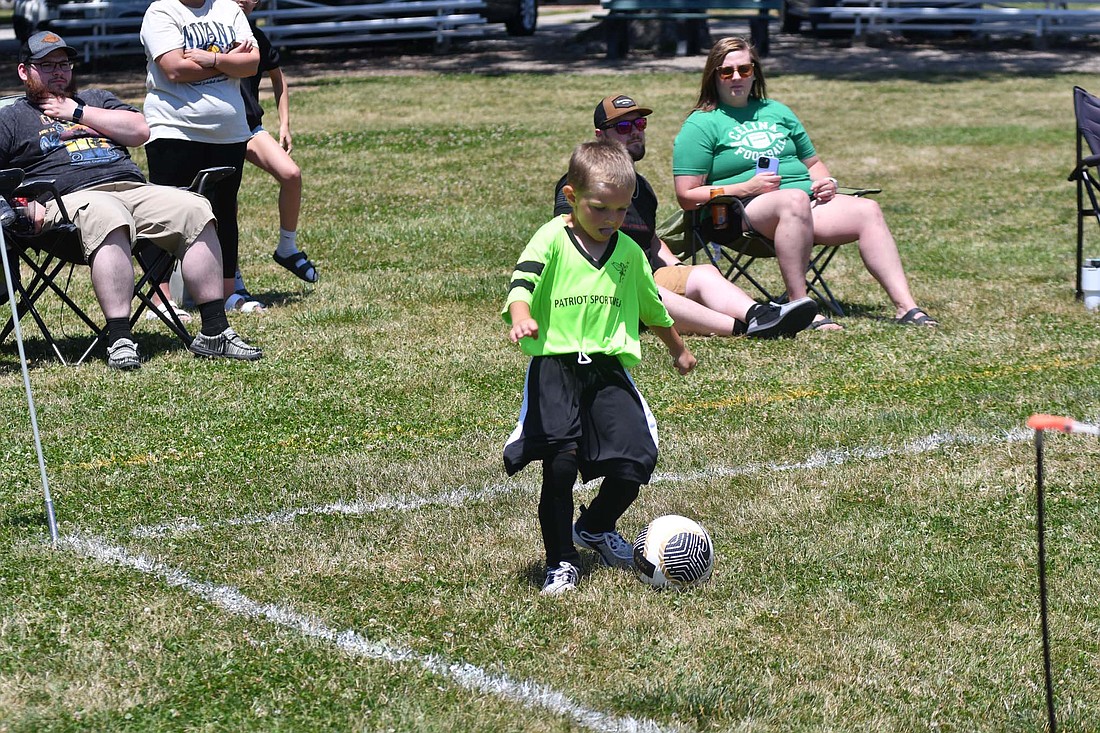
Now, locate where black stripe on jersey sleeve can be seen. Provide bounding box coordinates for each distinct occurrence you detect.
[509,279,535,294]
[514,261,544,277]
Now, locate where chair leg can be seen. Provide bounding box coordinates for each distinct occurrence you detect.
[1078,171,1100,300]
[806,246,845,317]
[132,245,192,346]
[0,250,104,365]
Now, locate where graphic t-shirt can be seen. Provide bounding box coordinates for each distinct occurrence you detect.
[0,92,145,196]
[553,172,665,273]
[672,99,817,194]
[503,216,673,368]
[241,21,279,130]
[141,0,254,144]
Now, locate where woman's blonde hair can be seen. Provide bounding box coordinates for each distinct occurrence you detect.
[566,138,636,194]
[692,36,767,112]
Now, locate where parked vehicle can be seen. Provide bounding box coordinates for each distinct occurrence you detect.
[12,0,537,44]
[490,0,536,35]
[779,0,834,33]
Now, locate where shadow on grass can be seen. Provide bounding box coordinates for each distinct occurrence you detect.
[6,17,1092,98]
[519,553,611,591]
[0,330,191,372]
[1,503,50,530]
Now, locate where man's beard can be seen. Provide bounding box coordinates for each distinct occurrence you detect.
[628,143,646,162]
[24,75,77,103]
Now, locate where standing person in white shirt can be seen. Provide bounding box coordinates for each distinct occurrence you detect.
[140,0,266,313]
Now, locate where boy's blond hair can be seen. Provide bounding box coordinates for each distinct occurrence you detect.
[566,138,636,195]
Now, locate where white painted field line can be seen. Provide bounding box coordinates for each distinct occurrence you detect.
[650,426,1033,485]
[132,480,528,538]
[65,532,682,733]
[131,426,1032,539]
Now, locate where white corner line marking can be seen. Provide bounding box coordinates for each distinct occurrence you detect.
[63,532,681,733]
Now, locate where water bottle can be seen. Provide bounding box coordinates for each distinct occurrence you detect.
[1083,258,1100,311]
[709,187,728,230]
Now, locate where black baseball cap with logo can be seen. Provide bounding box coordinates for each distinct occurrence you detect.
[593,94,653,129]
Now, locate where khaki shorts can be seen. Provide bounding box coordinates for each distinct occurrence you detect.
[653,264,693,296]
[43,181,215,260]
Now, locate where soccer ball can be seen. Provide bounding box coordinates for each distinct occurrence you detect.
[632,514,714,590]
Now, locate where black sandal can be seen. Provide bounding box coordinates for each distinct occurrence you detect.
[894,307,938,327]
[273,250,319,284]
[810,316,843,331]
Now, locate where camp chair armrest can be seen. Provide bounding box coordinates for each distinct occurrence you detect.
[189,166,235,196]
[0,168,25,198]
[14,179,71,222]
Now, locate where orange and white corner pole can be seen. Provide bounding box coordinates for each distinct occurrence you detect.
[1024,413,1100,733]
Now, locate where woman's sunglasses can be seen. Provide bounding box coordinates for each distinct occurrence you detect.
[716,63,755,80]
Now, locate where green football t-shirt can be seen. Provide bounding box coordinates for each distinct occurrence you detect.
[673,98,817,194]
[503,216,673,368]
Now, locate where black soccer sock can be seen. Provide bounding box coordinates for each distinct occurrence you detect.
[197,301,229,337]
[540,451,582,567]
[105,318,132,347]
[582,477,641,533]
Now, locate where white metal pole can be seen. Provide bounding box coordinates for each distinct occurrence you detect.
[0,228,58,544]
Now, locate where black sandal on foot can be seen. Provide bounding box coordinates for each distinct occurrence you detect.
[273,251,318,284]
[894,307,938,327]
[810,316,843,331]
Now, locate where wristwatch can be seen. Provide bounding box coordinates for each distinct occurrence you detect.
[72,104,84,122]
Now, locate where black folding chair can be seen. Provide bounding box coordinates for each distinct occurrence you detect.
[0,166,234,365]
[677,187,881,318]
[1070,86,1100,299]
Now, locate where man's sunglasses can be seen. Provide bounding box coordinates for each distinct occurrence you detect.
[717,63,755,80]
[603,117,648,134]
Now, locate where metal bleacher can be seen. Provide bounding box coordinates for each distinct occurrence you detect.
[45,0,488,61]
[808,0,1100,41]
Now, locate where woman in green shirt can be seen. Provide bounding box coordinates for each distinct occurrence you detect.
[672,36,936,329]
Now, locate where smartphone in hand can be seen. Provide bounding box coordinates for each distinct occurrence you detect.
[756,156,779,175]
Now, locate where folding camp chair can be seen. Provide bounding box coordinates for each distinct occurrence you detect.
[1070,86,1100,299]
[678,187,882,318]
[0,166,235,365]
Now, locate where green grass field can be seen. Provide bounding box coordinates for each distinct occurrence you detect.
[2,65,1100,731]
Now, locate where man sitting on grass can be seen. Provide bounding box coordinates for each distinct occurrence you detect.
[555,94,817,339]
[0,31,262,370]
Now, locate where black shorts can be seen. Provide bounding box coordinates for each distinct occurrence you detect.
[503,353,659,484]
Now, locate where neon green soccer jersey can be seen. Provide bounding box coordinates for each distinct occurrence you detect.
[503,216,673,368]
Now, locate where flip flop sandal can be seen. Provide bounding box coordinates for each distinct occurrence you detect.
[273,250,318,284]
[894,307,939,327]
[810,316,843,331]
[144,299,193,324]
[225,292,267,314]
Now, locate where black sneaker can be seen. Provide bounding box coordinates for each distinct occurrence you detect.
[573,509,634,569]
[744,297,818,339]
[541,561,580,595]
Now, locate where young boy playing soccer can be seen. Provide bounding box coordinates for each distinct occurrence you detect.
[503,138,697,595]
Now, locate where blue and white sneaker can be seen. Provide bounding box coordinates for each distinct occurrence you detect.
[573,522,634,569]
[541,561,580,595]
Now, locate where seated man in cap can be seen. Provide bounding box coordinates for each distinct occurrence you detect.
[555,94,817,339]
[0,31,262,369]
